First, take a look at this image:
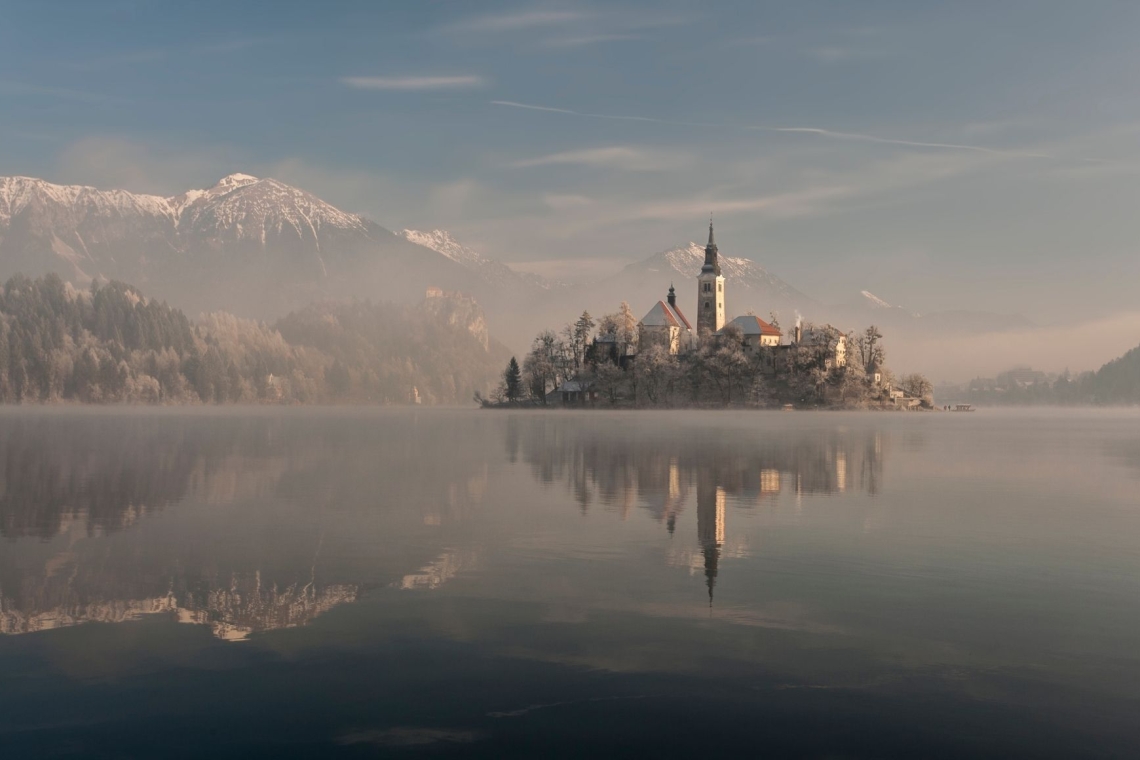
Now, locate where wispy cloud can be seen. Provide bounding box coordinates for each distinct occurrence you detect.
[439,6,686,49]
[543,193,594,210]
[490,100,1063,159]
[804,46,887,63]
[0,81,123,105]
[441,9,586,34]
[512,146,688,171]
[343,75,486,91]
[542,33,640,48]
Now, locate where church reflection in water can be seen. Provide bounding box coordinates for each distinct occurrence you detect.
[510,415,889,602]
[0,411,892,640]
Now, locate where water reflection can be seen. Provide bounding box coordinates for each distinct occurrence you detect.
[0,411,891,640]
[0,411,494,640]
[3,410,1140,757]
[511,414,889,603]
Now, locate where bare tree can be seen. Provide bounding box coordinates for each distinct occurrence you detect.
[634,343,675,406]
[593,361,626,405]
[899,373,934,406]
[853,325,885,373]
[696,323,750,406]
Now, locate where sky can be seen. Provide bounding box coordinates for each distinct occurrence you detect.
[1,0,1139,327]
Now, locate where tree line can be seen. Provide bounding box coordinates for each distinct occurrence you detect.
[944,345,1140,406]
[0,273,506,405]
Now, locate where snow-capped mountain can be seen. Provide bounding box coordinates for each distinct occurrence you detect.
[400,229,557,291]
[860,290,894,310]
[0,175,559,324]
[605,242,811,319]
[841,288,1035,337]
[0,173,392,284]
[642,242,808,302]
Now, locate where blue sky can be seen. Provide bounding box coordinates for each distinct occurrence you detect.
[2,0,1139,322]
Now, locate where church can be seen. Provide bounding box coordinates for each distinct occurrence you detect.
[637,220,782,353]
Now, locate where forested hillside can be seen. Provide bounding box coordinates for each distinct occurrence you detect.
[942,343,1140,406]
[1084,344,1140,404]
[0,274,503,404]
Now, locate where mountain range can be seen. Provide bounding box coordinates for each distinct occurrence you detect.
[0,173,1029,352]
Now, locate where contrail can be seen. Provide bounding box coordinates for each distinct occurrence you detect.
[490,99,1057,159]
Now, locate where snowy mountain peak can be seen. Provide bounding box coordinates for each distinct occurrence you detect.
[402,229,487,267]
[861,290,893,309]
[177,176,372,245]
[215,173,259,189]
[619,242,808,307]
[0,175,174,224]
[400,228,559,291]
[655,243,800,294]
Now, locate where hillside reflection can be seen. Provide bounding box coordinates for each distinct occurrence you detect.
[0,412,493,640]
[0,411,894,640]
[512,415,890,601]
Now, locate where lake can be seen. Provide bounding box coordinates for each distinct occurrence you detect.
[1,407,1138,758]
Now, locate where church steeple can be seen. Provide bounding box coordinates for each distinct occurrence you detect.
[702,217,720,276]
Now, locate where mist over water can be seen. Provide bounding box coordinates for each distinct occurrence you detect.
[1,408,1139,757]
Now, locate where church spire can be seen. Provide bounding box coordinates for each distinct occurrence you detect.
[702,217,720,275]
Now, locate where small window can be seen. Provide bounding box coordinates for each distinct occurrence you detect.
[705,301,710,309]
[718,283,722,292]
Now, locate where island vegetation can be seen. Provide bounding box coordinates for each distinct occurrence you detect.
[484,304,935,410]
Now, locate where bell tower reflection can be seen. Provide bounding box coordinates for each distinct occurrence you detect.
[696,472,726,605]
[510,417,893,606]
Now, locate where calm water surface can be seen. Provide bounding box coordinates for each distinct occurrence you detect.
[1,407,1138,758]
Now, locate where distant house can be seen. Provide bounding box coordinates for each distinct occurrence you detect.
[765,323,849,375]
[591,333,635,368]
[638,285,694,355]
[556,379,597,406]
[796,324,848,369]
[716,314,782,355]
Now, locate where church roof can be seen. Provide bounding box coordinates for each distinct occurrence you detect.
[640,300,692,330]
[719,315,781,337]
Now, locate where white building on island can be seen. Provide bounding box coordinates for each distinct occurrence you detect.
[717,314,782,354]
[638,284,694,355]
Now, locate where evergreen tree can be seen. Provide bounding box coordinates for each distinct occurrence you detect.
[504,357,523,403]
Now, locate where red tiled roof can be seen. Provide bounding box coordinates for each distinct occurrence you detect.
[722,315,782,337]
